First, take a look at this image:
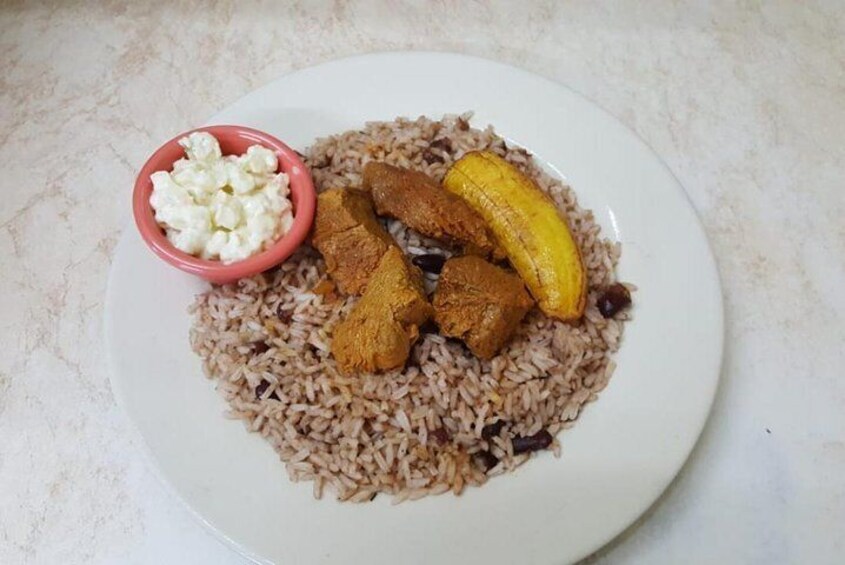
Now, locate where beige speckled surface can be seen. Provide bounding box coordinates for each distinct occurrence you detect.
[1,2,843,563]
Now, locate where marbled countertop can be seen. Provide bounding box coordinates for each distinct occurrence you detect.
[1,2,843,563]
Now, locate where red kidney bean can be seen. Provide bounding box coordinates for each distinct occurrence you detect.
[276,303,292,322]
[412,254,447,274]
[481,420,506,441]
[430,427,451,445]
[597,283,632,318]
[255,380,271,400]
[512,430,553,454]
[474,450,500,472]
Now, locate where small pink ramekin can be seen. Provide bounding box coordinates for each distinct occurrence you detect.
[132,125,316,284]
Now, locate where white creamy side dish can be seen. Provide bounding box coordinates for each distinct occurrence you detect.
[149,132,294,263]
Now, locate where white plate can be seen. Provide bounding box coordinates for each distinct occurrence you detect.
[106,52,723,565]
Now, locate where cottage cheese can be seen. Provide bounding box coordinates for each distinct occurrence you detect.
[149,132,294,263]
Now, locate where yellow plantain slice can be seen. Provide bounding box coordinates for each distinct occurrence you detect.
[443,151,587,320]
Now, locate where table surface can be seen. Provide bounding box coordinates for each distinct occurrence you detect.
[1,2,843,564]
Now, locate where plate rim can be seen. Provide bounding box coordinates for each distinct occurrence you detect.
[106,50,724,565]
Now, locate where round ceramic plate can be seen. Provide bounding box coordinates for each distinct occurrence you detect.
[106,52,723,565]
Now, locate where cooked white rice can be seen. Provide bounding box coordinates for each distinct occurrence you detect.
[189,113,631,502]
